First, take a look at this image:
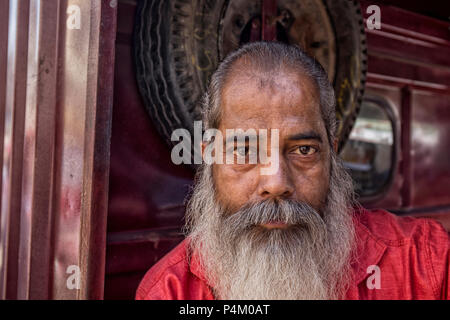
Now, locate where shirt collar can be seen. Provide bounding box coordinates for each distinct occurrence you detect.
[189,244,206,283]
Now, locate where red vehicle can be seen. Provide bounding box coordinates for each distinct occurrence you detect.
[0,0,449,300]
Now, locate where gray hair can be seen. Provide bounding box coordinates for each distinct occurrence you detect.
[201,41,337,145]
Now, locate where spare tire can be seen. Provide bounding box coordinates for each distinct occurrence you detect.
[134,0,367,152]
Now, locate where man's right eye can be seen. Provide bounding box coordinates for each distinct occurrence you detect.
[233,146,249,157]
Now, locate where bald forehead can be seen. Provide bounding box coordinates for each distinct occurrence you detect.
[223,56,318,96]
[220,69,323,133]
[222,62,320,109]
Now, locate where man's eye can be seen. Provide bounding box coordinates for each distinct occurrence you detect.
[293,146,317,156]
[233,146,258,157]
[234,146,249,156]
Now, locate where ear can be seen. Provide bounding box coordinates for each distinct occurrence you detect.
[332,138,339,153]
[201,141,208,162]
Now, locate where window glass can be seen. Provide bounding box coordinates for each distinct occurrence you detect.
[340,99,394,197]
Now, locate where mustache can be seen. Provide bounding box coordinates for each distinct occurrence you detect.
[222,199,326,233]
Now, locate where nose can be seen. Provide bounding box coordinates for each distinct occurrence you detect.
[257,158,294,199]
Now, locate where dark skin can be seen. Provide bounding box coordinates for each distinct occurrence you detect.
[202,66,338,228]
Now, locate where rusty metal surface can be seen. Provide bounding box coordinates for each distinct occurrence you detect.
[77,0,117,300]
[0,0,29,299]
[50,0,117,300]
[18,0,60,299]
[0,1,8,209]
[0,0,117,299]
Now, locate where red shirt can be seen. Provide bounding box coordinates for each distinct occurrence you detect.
[135,208,450,300]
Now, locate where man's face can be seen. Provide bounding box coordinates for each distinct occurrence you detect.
[213,69,332,218]
[189,64,355,300]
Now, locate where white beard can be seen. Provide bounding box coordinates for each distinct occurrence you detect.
[185,153,356,300]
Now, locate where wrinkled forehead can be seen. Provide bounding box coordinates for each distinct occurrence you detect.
[219,65,324,134]
[222,55,316,90]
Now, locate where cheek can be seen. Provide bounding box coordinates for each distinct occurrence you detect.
[212,164,257,211]
[294,162,330,210]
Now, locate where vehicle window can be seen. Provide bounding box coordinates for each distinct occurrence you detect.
[340,99,395,198]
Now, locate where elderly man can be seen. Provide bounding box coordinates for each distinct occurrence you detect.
[136,42,449,300]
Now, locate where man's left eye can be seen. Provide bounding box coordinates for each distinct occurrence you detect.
[293,146,317,156]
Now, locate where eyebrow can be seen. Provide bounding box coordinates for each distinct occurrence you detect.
[287,131,323,143]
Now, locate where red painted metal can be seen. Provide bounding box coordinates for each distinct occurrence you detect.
[79,0,117,300]
[400,86,412,209]
[19,0,61,299]
[359,0,450,226]
[0,0,29,299]
[0,0,117,299]
[249,18,262,42]
[410,91,450,209]
[365,0,450,28]
[104,0,193,300]
[262,0,278,41]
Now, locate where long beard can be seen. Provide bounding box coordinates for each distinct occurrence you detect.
[185,152,356,300]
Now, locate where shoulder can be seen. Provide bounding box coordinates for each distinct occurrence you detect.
[354,207,448,247]
[135,239,190,300]
[355,207,449,298]
[135,238,214,300]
